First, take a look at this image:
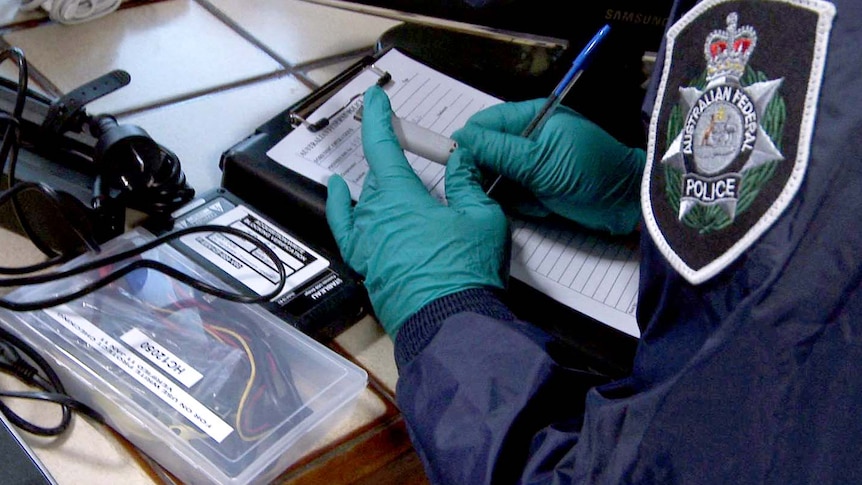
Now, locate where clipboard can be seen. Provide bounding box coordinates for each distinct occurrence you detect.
[220,37,639,378]
[219,39,555,251]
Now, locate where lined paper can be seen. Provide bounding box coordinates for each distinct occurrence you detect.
[266,48,640,338]
[511,218,640,337]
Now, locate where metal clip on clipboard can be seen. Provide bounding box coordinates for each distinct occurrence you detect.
[288,60,391,133]
[288,54,458,165]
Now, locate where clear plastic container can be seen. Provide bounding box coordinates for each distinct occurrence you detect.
[0,229,367,485]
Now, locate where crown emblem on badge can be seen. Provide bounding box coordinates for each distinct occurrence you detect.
[704,12,757,82]
[661,10,785,231]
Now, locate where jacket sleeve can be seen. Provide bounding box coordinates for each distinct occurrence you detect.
[393,288,611,484]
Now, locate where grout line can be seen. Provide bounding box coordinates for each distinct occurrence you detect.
[291,45,377,72]
[290,46,376,90]
[289,46,377,91]
[110,69,298,118]
[191,0,377,91]
[292,71,320,91]
[0,37,63,98]
[192,0,316,88]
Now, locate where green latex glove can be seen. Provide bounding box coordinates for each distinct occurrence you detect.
[325,85,510,337]
[451,99,646,235]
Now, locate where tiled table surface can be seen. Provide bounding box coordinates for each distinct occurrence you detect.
[0,1,415,483]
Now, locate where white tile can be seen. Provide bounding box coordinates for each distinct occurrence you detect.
[3,0,283,114]
[206,0,399,65]
[118,74,311,194]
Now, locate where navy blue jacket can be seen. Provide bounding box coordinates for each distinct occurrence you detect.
[394,0,861,483]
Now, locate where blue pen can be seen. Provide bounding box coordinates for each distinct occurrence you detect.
[486,23,611,194]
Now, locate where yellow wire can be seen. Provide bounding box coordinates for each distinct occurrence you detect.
[110,285,265,442]
[206,324,267,441]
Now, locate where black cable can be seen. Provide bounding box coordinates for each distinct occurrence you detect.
[0,46,72,260]
[0,52,97,432]
[0,223,287,311]
[0,325,102,436]
[0,113,71,272]
[0,46,26,176]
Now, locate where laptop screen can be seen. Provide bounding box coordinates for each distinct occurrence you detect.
[298,0,673,52]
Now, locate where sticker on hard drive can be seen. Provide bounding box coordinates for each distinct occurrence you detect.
[172,196,235,229]
[179,205,329,299]
[278,270,346,313]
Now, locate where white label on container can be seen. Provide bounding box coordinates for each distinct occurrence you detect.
[121,328,203,388]
[44,308,234,443]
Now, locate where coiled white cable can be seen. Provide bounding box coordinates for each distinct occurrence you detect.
[20,0,121,25]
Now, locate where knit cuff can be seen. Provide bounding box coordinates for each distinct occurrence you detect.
[394,287,515,369]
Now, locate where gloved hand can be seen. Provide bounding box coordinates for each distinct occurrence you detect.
[326,86,510,337]
[451,99,645,235]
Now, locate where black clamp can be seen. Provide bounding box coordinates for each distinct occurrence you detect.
[42,70,130,135]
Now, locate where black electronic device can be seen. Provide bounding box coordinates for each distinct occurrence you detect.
[0,412,57,485]
[146,188,370,342]
[301,0,672,49]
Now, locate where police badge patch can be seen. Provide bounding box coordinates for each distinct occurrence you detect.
[642,0,835,285]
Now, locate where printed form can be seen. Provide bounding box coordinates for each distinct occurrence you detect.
[266,48,641,338]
